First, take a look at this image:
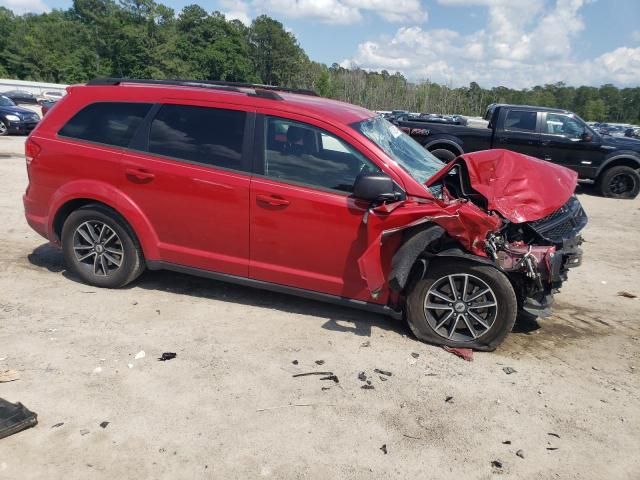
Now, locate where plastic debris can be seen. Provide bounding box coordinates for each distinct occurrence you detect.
[315,360,325,365]
[379,376,388,382]
[491,460,503,469]
[0,398,38,440]
[617,291,637,299]
[358,371,367,381]
[445,396,454,403]
[320,375,339,383]
[548,432,560,438]
[442,346,474,361]
[502,440,511,445]
[516,449,525,459]
[374,369,392,377]
[380,444,388,454]
[100,421,109,429]
[503,366,517,375]
[0,370,20,383]
[292,360,299,365]
[80,429,90,436]
[361,384,374,390]
[411,352,420,358]
[51,422,64,428]
[134,351,145,360]
[292,372,333,378]
[158,352,177,361]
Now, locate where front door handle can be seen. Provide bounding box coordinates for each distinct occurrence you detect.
[125,167,155,182]
[256,194,290,207]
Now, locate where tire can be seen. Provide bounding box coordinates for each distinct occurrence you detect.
[61,204,145,288]
[406,258,517,351]
[0,119,8,136]
[597,166,640,199]
[429,147,458,163]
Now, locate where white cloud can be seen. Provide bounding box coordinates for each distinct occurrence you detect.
[0,0,50,14]
[252,0,426,25]
[220,0,251,25]
[342,0,640,88]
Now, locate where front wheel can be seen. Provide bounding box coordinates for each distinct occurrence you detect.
[597,166,640,199]
[429,147,458,163]
[0,119,8,136]
[406,258,517,351]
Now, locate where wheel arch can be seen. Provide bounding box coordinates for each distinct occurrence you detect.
[48,180,160,259]
[423,137,464,156]
[596,153,640,177]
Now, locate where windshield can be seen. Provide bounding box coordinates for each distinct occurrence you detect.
[0,95,16,107]
[352,115,444,184]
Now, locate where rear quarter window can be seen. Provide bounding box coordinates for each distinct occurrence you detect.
[58,102,152,147]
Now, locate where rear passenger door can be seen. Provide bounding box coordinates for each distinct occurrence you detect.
[120,101,254,276]
[494,108,541,157]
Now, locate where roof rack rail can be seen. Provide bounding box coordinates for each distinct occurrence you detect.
[86,78,319,100]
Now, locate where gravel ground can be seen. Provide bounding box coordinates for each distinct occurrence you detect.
[1,134,639,479]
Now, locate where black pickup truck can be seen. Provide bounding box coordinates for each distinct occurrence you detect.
[395,103,640,198]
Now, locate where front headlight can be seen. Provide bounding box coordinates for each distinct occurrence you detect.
[5,114,20,121]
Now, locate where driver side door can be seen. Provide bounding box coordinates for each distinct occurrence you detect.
[539,112,602,174]
[249,114,386,303]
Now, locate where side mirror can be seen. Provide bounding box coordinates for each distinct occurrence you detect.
[581,132,593,142]
[353,173,397,202]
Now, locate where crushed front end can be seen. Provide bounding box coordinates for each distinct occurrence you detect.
[486,196,587,316]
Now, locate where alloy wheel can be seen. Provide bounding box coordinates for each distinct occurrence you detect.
[423,273,498,342]
[609,172,636,195]
[72,221,124,276]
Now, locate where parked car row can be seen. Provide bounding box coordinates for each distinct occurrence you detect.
[0,95,41,136]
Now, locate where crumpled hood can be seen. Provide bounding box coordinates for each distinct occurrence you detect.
[426,149,577,224]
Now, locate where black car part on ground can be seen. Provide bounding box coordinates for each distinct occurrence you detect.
[0,398,38,439]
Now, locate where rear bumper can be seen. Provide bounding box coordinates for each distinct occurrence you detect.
[23,194,49,240]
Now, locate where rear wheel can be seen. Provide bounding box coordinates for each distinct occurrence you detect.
[429,147,458,163]
[0,119,8,136]
[597,165,640,199]
[406,258,517,351]
[61,205,145,288]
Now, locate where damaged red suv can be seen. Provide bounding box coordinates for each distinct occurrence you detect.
[23,79,587,350]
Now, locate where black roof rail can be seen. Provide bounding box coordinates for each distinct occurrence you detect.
[86,78,319,100]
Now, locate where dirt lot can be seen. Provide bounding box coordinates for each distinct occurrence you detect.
[1,134,639,479]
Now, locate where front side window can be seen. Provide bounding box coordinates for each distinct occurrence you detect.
[503,110,537,132]
[264,117,379,193]
[148,104,246,171]
[59,102,152,147]
[0,95,15,107]
[545,113,587,139]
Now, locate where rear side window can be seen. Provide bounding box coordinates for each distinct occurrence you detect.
[59,102,152,147]
[503,110,537,132]
[148,104,246,171]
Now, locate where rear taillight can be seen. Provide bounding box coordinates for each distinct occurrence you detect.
[25,138,41,167]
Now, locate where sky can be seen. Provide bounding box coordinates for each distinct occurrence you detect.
[3,0,640,89]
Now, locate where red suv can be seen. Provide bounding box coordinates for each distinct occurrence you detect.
[23,78,587,350]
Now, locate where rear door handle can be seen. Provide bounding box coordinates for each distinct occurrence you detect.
[125,167,155,182]
[256,194,290,207]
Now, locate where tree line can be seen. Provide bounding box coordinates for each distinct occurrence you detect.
[1,0,639,124]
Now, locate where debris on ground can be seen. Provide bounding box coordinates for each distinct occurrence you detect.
[445,396,454,403]
[127,363,134,369]
[516,449,525,459]
[134,351,145,360]
[503,366,517,375]
[358,371,367,382]
[379,376,388,382]
[380,444,388,454]
[411,352,420,358]
[315,360,325,365]
[292,372,334,378]
[320,375,339,383]
[548,432,560,438]
[491,460,503,469]
[617,291,637,299]
[292,360,298,365]
[100,421,109,429]
[442,346,474,362]
[80,429,90,436]
[51,422,64,429]
[158,352,177,361]
[0,398,38,439]
[361,385,374,390]
[374,368,392,377]
[502,440,511,445]
[402,434,422,440]
[360,341,370,348]
[546,447,559,451]
[321,387,331,391]
[0,369,20,383]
